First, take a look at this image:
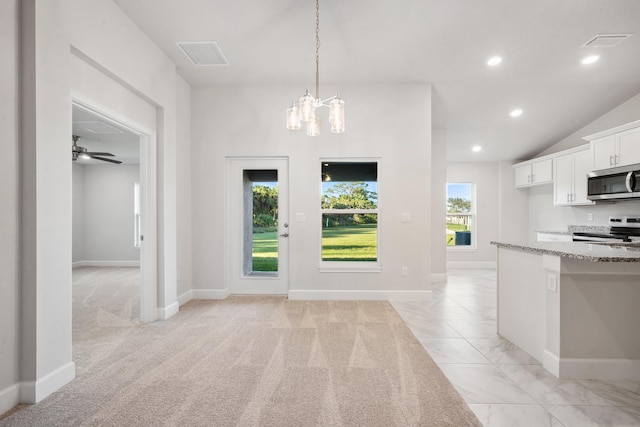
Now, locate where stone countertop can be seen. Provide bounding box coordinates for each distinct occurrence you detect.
[536,230,572,235]
[491,241,640,262]
[536,225,611,236]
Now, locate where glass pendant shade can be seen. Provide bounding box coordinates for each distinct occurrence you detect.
[330,117,345,134]
[299,91,315,122]
[329,97,345,133]
[286,104,301,130]
[284,0,345,136]
[306,113,320,136]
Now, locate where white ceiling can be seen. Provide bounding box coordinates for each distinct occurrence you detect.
[108,0,640,162]
[72,105,140,165]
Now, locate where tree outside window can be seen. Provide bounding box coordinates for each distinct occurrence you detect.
[446,183,474,247]
[321,162,378,263]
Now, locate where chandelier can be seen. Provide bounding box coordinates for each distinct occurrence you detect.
[286,0,345,136]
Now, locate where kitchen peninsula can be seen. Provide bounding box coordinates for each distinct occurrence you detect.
[491,240,640,380]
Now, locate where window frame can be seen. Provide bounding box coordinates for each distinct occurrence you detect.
[446,182,477,251]
[319,158,382,272]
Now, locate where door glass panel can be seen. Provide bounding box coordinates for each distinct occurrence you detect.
[244,170,278,275]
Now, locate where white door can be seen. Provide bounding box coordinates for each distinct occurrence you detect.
[226,157,289,294]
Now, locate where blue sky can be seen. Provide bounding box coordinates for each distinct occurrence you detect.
[447,183,472,200]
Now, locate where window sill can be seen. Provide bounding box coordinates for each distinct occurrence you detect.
[446,247,477,252]
[319,261,382,273]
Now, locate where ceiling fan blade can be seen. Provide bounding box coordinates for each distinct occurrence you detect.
[89,155,122,164]
[86,152,115,156]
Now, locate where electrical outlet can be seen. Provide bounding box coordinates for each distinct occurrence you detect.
[401,266,408,277]
[547,274,557,292]
[588,213,594,221]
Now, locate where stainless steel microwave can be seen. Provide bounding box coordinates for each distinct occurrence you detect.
[587,163,640,201]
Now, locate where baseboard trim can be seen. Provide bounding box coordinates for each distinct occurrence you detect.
[158,301,179,320]
[543,350,560,378]
[0,383,20,416]
[72,260,140,268]
[430,273,448,283]
[19,362,75,404]
[287,290,432,301]
[447,261,497,270]
[559,357,640,380]
[191,288,231,300]
[177,289,193,306]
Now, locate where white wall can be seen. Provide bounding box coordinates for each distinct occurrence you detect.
[431,130,447,279]
[0,0,20,414]
[537,91,640,157]
[528,91,640,236]
[73,164,141,264]
[447,162,500,267]
[176,76,192,297]
[528,185,640,239]
[498,160,529,243]
[191,83,432,297]
[14,0,186,405]
[72,164,85,262]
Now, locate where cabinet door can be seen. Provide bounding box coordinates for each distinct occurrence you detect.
[617,127,640,167]
[592,136,616,170]
[553,154,573,206]
[572,150,594,205]
[532,159,553,184]
[515,165,532,187]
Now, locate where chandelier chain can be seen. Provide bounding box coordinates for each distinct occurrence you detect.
[315,0,320,100]
[285,0,344,135]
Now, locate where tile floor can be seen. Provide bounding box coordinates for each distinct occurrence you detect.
[391,269,640,427]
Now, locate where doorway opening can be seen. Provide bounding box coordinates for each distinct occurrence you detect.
[71,99,157,326]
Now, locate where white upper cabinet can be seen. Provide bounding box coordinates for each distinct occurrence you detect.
[553,149,594,206]
[514,158,553,187]
[618,127,640,166]
[586,122,640,170]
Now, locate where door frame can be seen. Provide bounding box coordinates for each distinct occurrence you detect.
[71,96,158,322]
[225,157,289,295]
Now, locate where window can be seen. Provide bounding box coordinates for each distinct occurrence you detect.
[446,183,475,248]
[321,161,379,267]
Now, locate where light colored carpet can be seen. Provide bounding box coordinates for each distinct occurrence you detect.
[1,267,481,426]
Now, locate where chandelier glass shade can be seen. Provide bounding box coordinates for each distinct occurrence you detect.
[286,0,345,136]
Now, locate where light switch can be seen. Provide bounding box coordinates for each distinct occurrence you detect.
[547,274,558,292]
[295,213,306,223]
[401,212,412,223]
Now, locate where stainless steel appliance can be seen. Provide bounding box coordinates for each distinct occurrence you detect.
[587,163,640,201]
[572,216,640,242]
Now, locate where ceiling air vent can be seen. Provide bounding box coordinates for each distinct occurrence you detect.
[582,34,633,48]
[176,41,229,66]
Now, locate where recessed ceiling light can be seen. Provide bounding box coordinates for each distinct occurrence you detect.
[581,55,600,65]
[487,56,502,66]
[510,108,523,117]
[472,145,482,152]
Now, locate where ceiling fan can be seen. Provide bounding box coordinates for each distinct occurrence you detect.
[72,135,122,164]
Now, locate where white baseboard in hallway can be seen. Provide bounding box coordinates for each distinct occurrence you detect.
[447,261,496,270]
[431,273,448,283]
[73,260,140,268]
[178,288,230,305]
[0,383,20,417]
[19,362,75,404]
[288,290,433,301]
